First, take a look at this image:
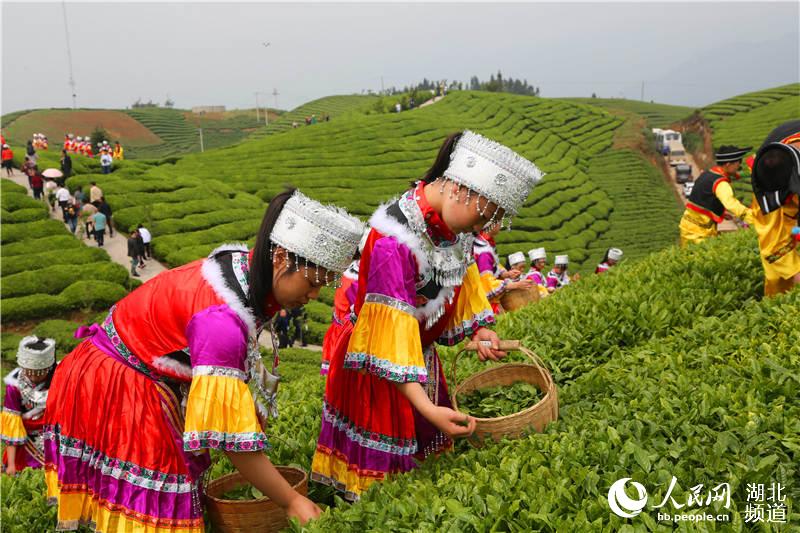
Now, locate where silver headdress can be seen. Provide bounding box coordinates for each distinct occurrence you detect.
[17,336,56,371]
[508,251,526,266]
[443,130,544,219]
[270,190,365,276]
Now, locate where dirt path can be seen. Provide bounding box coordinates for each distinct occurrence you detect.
[4,169,323,352]
[4,169,168,282]
[419,95,445,108]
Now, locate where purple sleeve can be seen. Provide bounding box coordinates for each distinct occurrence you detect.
[345,279,359,306]
[365,237,417,305]
[3,384,22,412]
[186,305,249,372]
[475,252,496,274]
[546,275,558,289]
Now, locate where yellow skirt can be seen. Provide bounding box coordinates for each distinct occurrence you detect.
[679,209,718,247]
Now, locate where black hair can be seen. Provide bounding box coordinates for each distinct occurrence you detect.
[416,132,463,187]
[601,249,611,263]
[249,189,300,320]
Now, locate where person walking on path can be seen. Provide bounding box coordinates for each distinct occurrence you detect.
[79,201,98,240]
[137,224,152,259]
[112,141,124,160]
[73,186,87,205]
[135,228,146,267]
[92,210,107,247]
[30,172,44,201]
[55,185,71,221]
[21,156,38,188]
[26,140,37,165]
[44,179,58,212]
[97,197,114,237]
[64,201,79,234]
[89,182,103,204]
[100,151,113,174]
[60,150,72,181]
[1,144,13,176]
[127,230,142,277]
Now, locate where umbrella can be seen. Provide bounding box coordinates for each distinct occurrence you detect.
[42,168,63,178]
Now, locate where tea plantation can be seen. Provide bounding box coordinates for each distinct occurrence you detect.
[3,231,796,531]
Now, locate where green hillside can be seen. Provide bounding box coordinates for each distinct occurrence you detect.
[702,83,800,149]
[247,94,381,138]
[59,90,688,342]
[567,98,694,129]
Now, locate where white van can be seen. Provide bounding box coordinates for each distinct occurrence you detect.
[668,140,687,166]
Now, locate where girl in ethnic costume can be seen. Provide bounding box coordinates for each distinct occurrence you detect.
[44,190,364,531]
[526,248,550,297]
[312,131,543,501]
[595,247,623,274]
[546,255,572,292]
[1,337,57,476]
[473,225,532,312]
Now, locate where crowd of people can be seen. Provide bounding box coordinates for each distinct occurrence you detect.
[0,119,797,533]
[61,134,124,160]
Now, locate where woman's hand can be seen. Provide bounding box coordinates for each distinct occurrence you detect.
[429,406,476,438]
[286,494,322,524]
[4,464,16,477]
[508,279,534,291]
[472,328,506,362]
[500,269,520,280]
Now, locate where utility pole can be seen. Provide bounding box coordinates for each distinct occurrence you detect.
[272,88,279,110]
[198,128,204,152]
[61,1,77,108]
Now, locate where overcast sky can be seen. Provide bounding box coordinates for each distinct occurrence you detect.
[2,2,798,113]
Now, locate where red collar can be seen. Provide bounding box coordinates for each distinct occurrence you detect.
[478,231,496,247]
[414,182,456,242]
[710,166,739,180]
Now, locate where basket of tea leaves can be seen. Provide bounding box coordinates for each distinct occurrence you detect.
[451,340,558,444]
[206,466,308,532]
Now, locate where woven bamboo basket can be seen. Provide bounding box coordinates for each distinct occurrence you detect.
[206,466,308,533]
[451,340,558,445]
[500,286,540,311]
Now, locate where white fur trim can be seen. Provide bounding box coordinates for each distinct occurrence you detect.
[414,286,455,322]
[3,368,20,388]
[151,356,193,380]
[369,202,430,274]
[369,202,458,323]
[207,242,249,258]
[201,251,257,335]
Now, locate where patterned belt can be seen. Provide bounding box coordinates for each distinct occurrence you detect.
[683,209,717,229]
[766,240,798,264]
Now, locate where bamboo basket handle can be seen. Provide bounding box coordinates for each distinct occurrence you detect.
[451,340,521,395]
[450,341,553,398]
[519,346,554,390]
